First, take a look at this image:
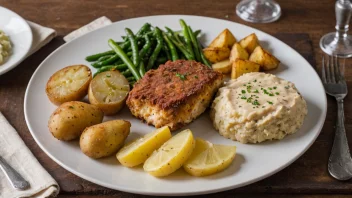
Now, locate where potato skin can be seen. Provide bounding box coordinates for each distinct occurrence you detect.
[80,120,131,159]
[48,101,104,141]
[46,65,92,105]
[203,47,230,63]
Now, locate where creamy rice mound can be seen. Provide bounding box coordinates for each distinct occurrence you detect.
[210,72,307,144]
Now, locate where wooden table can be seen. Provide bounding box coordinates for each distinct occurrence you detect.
[1,0,352,197]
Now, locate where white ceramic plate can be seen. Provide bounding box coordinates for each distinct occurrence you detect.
[24,15,327,196]
[0,6,33,75]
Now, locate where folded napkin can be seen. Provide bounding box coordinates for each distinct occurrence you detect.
[0,112,59,198]
[26,21,56,58]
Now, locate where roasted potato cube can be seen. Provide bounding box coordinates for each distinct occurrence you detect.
[239,33,260,54]
[212,59,231,74]
[203,47,230,63]
[229,43,249,62]
[249,46,280,70]
[209,29,236,49]
[231,59,260,79]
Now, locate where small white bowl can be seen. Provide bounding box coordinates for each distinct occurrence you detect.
[0,6,33,75]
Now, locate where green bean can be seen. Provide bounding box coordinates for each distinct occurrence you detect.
[146,27,163,70]
[187,26,201,62]
[136,23,152,36]
[125,28,140,67]
[139,34,151,58]
[167,34,194,60]
[139,61,146,77]
[91,51,133,68]
[127,76,135,81]
[97,55,113,62]
[179,19,194,58]
[156,56,167,64]
[86,50,115,62]
[196,38,211,67]
[162,33,178,61]
[108,39,141,80]
[122,69,132,77]
[194,30,201,38]
[165,27,182,44]
[92,54,120,68]
[93,65,116,77]
[162,43,171,61]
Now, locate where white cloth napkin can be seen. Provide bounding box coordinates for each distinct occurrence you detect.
[26,21,56,58]
[0,112,59,198]
[63,16,112,42]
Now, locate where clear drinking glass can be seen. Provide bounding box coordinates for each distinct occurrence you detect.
[320,0,352,58]
[236,0,281,23]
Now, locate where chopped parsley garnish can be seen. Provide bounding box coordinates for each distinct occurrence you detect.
[176,73,187,81]
[106,74,111,78]
[268,93,274,96]
[254,89,259,93]
[242,90,246,94]
[241,96,247,99]
[275,92,280,95]
[273,86,277,89]
[247,97,252,103]
[194,75,198,79]
[254,79,257,82]
[285,85,290,89]
[69,106,74,109]
[268,87,272,90]
[267,101,273,105]
[252,100,260,106]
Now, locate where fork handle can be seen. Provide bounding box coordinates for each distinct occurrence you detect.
[0,156,30,190]
[328,99,352,180]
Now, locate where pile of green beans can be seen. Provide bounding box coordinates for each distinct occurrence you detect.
[85,20,211,85]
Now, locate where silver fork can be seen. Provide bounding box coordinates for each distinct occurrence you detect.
[322,55,352,180]
[0,156,30,190]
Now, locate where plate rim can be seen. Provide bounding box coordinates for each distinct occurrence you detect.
[24,14,327,196]
[0,6,33,75]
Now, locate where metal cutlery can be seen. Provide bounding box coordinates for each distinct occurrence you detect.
[0,156,30,190]
[321,55,352,180]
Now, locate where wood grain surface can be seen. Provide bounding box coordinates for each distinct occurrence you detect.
[0,0,352,197]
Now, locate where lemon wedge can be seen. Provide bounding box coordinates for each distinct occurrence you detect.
[88,70,130,115]
[116,126,172,167]
[143,129,195,177]
[183,138,236,177]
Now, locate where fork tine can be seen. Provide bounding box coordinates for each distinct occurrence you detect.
[321,55,327,83]
[334,55,344,82]
[330,55,336,83]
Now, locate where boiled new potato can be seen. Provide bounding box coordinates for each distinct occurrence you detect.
[203,47,230,63]
[209,29,236,49]
[88,70,130,115]
[46,65,92,105]
[239,33,260,54]
[229,43,249,62]
[48,101,104,141]
[231,59,260,79]
[249,46,280,70]
[80,120,131,159]
[183,138,236,177]
[212,59,231,74]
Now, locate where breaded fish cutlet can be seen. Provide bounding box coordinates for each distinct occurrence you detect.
[127,60,223,131]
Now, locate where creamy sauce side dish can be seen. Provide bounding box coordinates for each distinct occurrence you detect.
[210,72,307,144]
[0,30,12,65]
